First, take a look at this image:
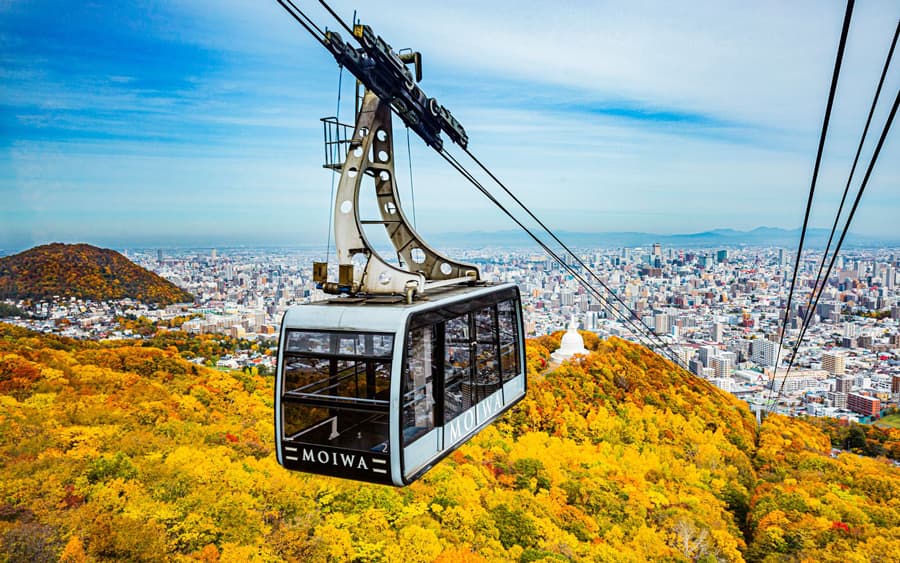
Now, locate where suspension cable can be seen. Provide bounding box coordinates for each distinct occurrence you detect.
[318,0,355,36]
[324,66,344,263]
[767,0,854,412]
[406,127,418,229]
[439,148,686,369]
[275,0,327,47]
[776,19,899,391]
[439,149,672,363]
[461,146,682,359]
[804,20,898,316]
[774,90,899,406]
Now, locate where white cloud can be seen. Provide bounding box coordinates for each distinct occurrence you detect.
[3,0,899,244]
[321,1,899,131]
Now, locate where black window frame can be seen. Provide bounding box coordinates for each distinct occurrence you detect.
[280,329,395,448]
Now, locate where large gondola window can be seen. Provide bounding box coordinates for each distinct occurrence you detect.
[281,330,393,452]
[444,314,471,423]
[403,327,436,444]
[498,299,520,381]
[474,306,500,400]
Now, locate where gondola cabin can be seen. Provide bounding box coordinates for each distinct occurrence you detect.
[275,283,525,486]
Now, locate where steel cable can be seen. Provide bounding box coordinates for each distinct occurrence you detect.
[772,19,899,404]
[774,90,899,407]
[767,0,855,413]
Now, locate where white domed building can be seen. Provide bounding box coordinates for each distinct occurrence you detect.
[550,316,590,363]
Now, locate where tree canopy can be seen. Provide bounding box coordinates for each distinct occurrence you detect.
[1,323,898,561]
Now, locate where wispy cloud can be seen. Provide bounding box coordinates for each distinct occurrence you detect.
[1,0,899,249]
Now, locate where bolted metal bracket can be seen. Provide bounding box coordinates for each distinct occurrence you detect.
[313,262,328,283]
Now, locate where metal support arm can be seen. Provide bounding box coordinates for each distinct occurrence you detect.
[327,91,480,297]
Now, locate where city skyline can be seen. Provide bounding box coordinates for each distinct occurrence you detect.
[2,1,900,250]
[4,243,898,423]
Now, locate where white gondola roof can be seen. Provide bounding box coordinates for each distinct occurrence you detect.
[281,282,517,333]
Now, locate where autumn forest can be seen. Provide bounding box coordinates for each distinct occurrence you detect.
[0,244,192,305]
[1,322,899,562]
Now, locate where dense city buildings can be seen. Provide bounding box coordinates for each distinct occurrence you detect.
[3,244,899,422]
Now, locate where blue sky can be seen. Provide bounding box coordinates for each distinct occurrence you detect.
[1,0,899,251]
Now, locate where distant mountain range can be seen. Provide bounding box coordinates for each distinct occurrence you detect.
[429,227,899,249]
[0,227,895,258]
[0,243,193,305]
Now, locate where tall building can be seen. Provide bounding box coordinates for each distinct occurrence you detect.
[817,301,841,321]
[729,339,752,362]
[778,248,788,266]
[751,339,781,367]
[892,375,900,396]
[822,352,845,376]
[711,356,734,378]
[654,314,671,335]
[674,347,692,368]
[835,375,853,394]
[827,392,847,409]
[689,358,704,377]
[698,345,718,367]
[716,250,728,263]
[713,322,725,343]
[847,393,880,417]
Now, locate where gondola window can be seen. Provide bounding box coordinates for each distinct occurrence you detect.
[402,326,436,444]
[498,299,520,381]
[281,330,394,452]
[444,314,471,422]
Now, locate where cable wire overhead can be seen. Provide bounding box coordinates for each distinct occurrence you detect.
[770,19,900,408]
[438,148,687,369]
[767,0,855,413]
[460,146,685,364]
[774,89,899,407]
[275,0,327,47]
[275,0,723,371]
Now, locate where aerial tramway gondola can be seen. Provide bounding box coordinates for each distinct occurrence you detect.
[276,283,525,485]
[273,10,526,485]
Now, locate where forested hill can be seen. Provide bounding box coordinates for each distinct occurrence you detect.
[1,323,898,561]
[0,243,192,305]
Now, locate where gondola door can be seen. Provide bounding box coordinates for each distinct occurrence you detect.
[440,304,507,448]
[400,323,442,477]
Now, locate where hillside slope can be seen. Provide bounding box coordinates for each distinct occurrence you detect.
[0,243,192,305]
[0,324,898,561]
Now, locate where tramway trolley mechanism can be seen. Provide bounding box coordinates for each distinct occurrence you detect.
[274,11,526,486]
